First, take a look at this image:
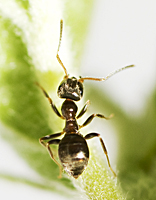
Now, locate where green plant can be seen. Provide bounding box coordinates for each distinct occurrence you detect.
[0,1,155,199]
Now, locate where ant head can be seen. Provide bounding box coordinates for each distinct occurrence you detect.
[56,20,134,101]
[57,76,83,101]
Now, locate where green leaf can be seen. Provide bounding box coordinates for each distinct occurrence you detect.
[86,84,156,200]
[0,1,128,199]
[74,149,126,200]
[0,16,72,191]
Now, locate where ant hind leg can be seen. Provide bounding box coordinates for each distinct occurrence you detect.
[85,132,116,177]
[46,140,63,179]
[39,132,64,178]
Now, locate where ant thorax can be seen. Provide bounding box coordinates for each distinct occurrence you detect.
[61,99,78,119]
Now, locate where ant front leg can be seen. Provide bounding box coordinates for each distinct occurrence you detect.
[36,83,64,119]
[39,132,64,178]
[84,132,116,177]
[77,100,90,119]
[79,113,113,129]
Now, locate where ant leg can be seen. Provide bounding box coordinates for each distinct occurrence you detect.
[77,100,90,119]
[36,83,64,119]
[79,113,113,129]
[39,132,64,178]
[39,132,64,147]
[85,132,116,177]
[46,140,63,178]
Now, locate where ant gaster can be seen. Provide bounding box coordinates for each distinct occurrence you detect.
[38,20,134,179]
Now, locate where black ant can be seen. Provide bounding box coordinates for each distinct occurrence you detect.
[37,20,134,179]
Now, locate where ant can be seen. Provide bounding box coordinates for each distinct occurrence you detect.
[37,19,134,179]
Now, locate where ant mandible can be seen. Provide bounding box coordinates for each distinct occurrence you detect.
[37,19,134,179]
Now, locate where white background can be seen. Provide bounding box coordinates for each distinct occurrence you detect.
[0,0,156,199]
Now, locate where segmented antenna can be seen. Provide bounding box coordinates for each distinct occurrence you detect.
[56,19,68,78]
[78,65,134,82]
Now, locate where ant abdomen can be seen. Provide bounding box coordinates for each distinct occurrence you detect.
[58,134,89,179]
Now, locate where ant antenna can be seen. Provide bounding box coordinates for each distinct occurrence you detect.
[78,64,135,82]
[56,19,68,78]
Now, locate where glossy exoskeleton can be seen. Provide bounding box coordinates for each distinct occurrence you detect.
[38,20,134,179]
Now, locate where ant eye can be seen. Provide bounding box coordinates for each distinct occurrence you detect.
[78,81,83,97]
